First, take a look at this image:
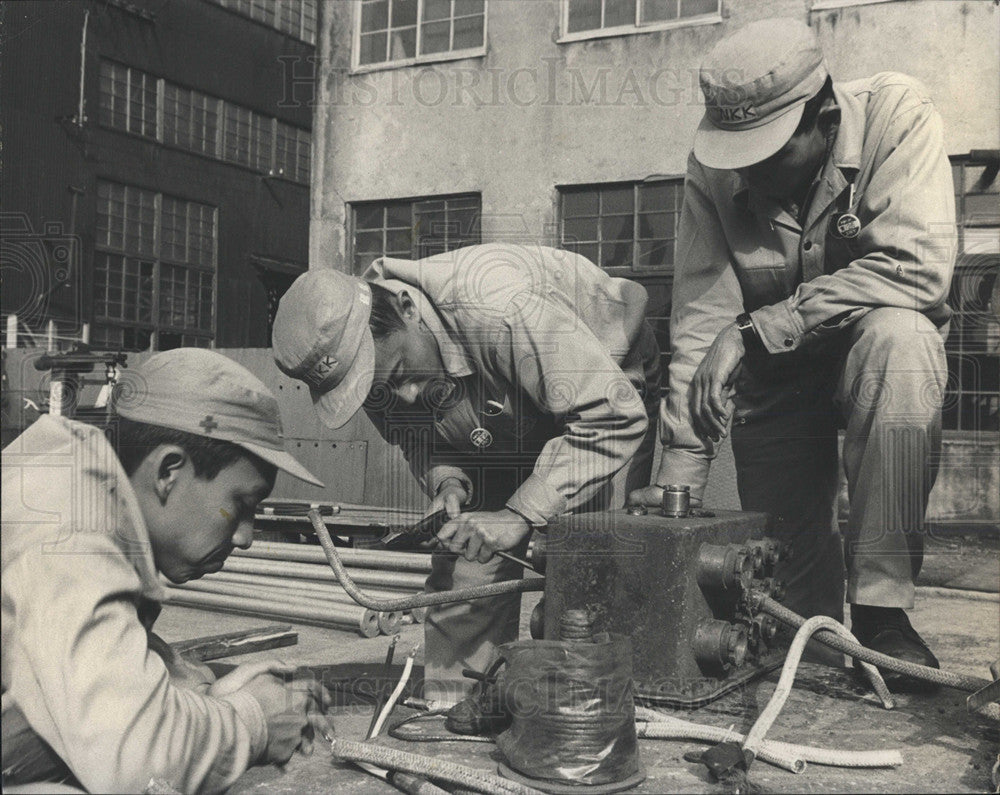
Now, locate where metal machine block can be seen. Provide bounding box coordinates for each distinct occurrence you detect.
[542,509,783,707]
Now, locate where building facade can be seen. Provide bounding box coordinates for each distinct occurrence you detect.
[1,0,317,350]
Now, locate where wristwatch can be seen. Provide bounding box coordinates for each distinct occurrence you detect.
[735,312,762,351]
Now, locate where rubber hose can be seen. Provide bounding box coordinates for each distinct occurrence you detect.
[754,593,992,692]
[634,708,903,770]
[389,712,495,744]
[310,509,544,610]
[743,615,893,763]
[330,738,545,795]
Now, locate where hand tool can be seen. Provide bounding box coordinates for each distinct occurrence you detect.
[380,508,534,570]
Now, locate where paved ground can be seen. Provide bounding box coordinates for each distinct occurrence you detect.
[154,533,999,794]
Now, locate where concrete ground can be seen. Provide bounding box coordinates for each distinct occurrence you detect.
[154,532,999,794]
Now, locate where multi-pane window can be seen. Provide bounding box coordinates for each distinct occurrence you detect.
[351,194,481,273]
[559,180,683,384]
[97,59,311,184]
[944,156,999,432]
[98,61,157,138]
[163,84,220,157]
[92,181,217,351]
[275,122,311,183]
[564,0,720,37]
[223,105,273,172]
[559,180,683,271]
[357,0,486,68]
[208,0,319,44]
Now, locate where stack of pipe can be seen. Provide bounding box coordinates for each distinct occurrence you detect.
[164,541,432,637]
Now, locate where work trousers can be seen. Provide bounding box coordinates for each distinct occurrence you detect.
[422,323,662,705]
[731,307,947,623]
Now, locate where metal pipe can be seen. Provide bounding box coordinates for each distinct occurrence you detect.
[203,570,420,601]
[236,541,432,573]
[310,509,545,611]
[378,611,402,635]
[221,556,428,589]
[164,588,380,637]
[175,578,374,609]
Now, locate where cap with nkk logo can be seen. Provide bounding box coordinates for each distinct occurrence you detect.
[272,268,376,430]
[694,18,829,171]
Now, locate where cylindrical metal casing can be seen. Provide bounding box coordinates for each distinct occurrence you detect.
[660,484,691,518]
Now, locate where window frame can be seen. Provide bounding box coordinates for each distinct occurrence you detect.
[943,153,1000,433]
[351,0,489,74]
[93,180,219,351]
[558,0,721,44]
[96,59,312,185]
[205,0,319,45]
[557,177,685,276]
[348,192,483,274]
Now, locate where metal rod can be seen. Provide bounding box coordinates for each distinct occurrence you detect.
[234,541,432,573]
[203,570,420,600]
[221,556,428,589]
[185,576,423,614]
[164,588,380,637]
[310,509,544,611]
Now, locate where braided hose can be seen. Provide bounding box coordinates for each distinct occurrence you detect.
[330,739,545,795]
[634,708,903,771]
[309,510,543,610]
[742,615,894,764]
[753,593,993,692]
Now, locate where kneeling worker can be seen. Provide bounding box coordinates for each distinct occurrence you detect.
[273,243,660,704]
[2,349,328,793]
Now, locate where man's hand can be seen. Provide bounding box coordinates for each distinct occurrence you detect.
[690,322,744,442]
[212,660,329,766]
[427,477,468,520]
[436,509,531,563]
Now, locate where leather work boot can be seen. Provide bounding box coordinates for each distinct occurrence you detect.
[850,605,941,693]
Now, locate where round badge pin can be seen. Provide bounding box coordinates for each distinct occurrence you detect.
[835,212,861,239]
[470,427,493,448]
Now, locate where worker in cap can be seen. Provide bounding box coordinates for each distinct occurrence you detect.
[630,17,956,690]
[2,348,328,792]
[273,243,661,706]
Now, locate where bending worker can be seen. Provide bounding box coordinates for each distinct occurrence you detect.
[2,349,328,792]
[273,243,660,704]
[630,18,956,690]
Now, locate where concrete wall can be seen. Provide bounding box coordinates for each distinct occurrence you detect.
[311,0,999,267]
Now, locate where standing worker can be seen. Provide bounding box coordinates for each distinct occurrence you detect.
[630,18,956,690]
[273,243,660,705]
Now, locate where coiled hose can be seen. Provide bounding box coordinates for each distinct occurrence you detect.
[309,510,543,611]
[752,593,993,692]
[329,738,545,795]
[742,615,896,767]
[634,708,903,772]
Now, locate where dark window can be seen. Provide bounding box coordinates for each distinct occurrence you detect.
[565,0,719,35]
[945,155,999,432]
[559,179,683,388]
[92,182,217,351]
[207,0,318,44]
[97,59,310,184]
[357,0,486,67]
[351,194,482,273]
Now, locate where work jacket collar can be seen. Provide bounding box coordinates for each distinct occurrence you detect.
[733,81,865,230]
[364,257,476,379]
